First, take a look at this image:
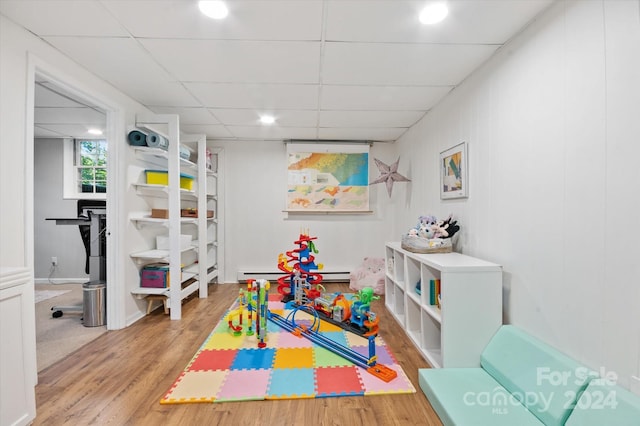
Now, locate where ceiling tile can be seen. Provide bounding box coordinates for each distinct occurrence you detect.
[318,126,406,142]
[0,0,128,36]
[34,126,68,139]
[42,37,203,107]
[34,124,105,139]
[186,83,319,110]
[319,110,424,128]
[129,83,203,108]
[323,42,499,86]
[149,107,220,125]
[180,124,234,139]
[43,36,173,86]
[321,85,451,110]
[103,0,323,40]
[139,39,321,83]
[35,107,105,124]
[35,84,89,108]
[228,126,317,140]
[325,0,554,44]
[210,109,318,127]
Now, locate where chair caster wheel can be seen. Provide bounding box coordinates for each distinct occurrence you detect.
[52,310,63,318]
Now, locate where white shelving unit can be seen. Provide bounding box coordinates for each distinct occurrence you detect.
[128,114,220,320]
[202,157,222,288]
[384,242,502,368]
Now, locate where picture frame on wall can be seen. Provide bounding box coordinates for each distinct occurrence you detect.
[440,142,468,199]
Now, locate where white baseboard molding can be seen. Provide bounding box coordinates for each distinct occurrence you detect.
[236,269,352,283]
[126,310,146,328]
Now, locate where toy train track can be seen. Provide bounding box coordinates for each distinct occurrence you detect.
[268,310,397,383]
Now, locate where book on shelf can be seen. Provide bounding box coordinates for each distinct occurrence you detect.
[430,279,441,307]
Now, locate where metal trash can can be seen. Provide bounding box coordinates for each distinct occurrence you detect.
[83,280,106,327]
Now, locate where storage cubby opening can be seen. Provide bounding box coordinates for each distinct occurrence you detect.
[421,264,441,308]
[406,296,421,346]
[406,256,421,298]
[384,278,395,310]
[421,310,442,367]
[394,252,406,283]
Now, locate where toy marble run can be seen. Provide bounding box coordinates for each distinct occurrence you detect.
[277,232,380,337]
[226,278,270,347]
[277,231,324,302]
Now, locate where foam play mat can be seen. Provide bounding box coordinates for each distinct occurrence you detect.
[160,293,415,404]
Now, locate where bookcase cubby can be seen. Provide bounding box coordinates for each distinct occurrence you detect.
[385,242,503,368]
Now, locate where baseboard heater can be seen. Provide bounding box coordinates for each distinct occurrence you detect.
[236,269,352,283]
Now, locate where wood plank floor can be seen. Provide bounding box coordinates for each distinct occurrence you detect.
[34,283,442,425]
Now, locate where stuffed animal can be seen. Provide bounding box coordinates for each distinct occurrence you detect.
[439,215,460,239]
[418,223,434,239]
[349,257,385,295]
[407,214,460,240]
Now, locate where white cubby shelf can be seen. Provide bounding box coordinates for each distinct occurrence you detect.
[384,242,503,368]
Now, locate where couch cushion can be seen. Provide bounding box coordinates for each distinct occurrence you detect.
[418,368,544,426]
[480,325,598,426]
[565,378,640,426]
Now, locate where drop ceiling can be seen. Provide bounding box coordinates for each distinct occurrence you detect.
[1,0,554,142]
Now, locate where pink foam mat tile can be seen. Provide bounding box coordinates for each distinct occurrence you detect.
[215,369,271,401]
[275,329,314,348]
[359,363,416,395]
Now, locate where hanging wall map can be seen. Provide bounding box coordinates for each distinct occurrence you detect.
[286,150,370,212]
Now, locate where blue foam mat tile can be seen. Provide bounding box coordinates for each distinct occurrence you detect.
[230,348,277,370]
[267,368,316,398]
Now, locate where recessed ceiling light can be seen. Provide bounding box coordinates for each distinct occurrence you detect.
[260,115,275,125]
[419,2,449,25]
[88,128,103,135]
[198,1,228,20]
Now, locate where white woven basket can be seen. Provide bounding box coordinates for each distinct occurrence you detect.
[400,235,453,254]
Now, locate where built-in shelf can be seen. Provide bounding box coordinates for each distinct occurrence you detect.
[132,183,197,201]
[133,146,197,170]
[130,216,199,229]
[128,114,222,320]
[129,247,196,263]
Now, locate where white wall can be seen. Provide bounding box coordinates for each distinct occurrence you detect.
[210,139,401,283]
[389,0,640,392]
[34,138,87,280]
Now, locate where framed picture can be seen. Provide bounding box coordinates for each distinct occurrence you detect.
[440,142,468,199]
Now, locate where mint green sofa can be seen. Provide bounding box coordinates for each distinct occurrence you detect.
[419,325,640,425]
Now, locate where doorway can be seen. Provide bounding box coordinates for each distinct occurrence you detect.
[30,69,114,371]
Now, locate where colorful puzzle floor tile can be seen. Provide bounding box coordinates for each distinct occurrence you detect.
[161,294,415,404]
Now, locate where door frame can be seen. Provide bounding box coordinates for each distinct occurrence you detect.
[25,53,126,334]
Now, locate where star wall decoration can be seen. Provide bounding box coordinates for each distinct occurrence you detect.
[370,157,411,197]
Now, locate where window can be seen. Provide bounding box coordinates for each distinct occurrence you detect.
[63,138,107,199]
[77,139,107,193]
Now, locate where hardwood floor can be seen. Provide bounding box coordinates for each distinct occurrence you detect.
[34,283,442,425]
